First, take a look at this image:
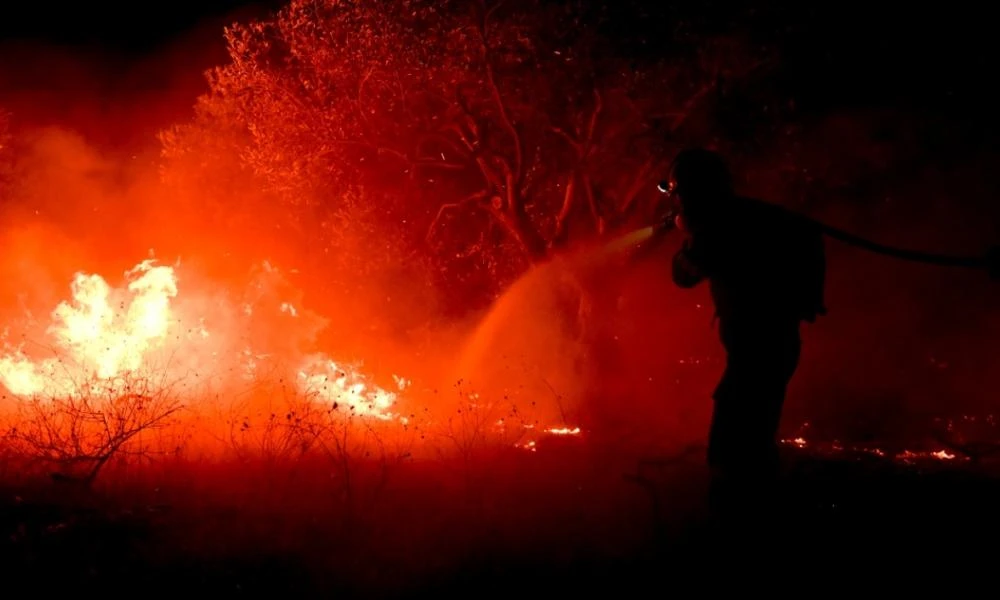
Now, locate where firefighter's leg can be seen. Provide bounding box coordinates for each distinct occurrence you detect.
[707,357,758,517]
[761,330,801,470]
[707,345,796,510]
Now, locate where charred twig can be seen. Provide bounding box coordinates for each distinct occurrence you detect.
[540,378,568,426]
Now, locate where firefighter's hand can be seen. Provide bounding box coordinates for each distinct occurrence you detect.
[672,243,704,288]
[674,213,687,232]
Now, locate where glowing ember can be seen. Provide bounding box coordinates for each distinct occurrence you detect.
[781,437,961,463]
[511,424,583,451]
[897,449,956,461]
[517,440,538,452]
[544,427,581,435]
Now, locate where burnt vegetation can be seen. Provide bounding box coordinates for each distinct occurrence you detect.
[1,0,999,594]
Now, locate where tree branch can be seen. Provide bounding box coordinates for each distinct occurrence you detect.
[426,190,489,243]
[498,162,519,222]
[585,88,603,144]
[417,131,473,161]
[483,0,507,26]
[581,174,603,234]
[550,126,581,151]
[551,89,603,237]
[474,7,523,185]
[450,88,510,193]
[552,174,577,245]
[486,64,523,184]
[619,157,661,216]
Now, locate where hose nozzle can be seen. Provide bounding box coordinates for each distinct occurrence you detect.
[653,209,679,236]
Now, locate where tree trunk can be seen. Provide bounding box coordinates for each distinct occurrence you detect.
[491,198,550,263]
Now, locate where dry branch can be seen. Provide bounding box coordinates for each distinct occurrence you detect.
[6,374,185,487]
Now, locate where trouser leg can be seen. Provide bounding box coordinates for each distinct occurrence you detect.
[707,323,801,517]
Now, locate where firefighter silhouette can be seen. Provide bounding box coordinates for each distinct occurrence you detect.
[664,148,827,489]
[653,147,996,507]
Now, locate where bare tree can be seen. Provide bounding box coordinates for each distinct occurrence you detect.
[160,0,768,293]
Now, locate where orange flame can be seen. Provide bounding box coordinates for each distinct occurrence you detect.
[0,260,181,396]
[0,259,402,422]
[298,356,407,421]
[0,258,591,454]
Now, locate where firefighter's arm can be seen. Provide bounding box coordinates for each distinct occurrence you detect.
[672,238,706,288]
[801,230,828,322]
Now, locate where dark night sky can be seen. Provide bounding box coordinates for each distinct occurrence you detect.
[0,1,274,52]
[2,1,994,87]
[0,1,283,149]
[0,0,997,149]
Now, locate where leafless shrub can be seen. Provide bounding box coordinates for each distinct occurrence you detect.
[223,380,329,464]
[4,371,184,487]
[221,371,416,524]
[312,412,404,524]
[434,381,538,493]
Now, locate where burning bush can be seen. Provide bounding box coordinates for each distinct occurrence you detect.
[0,258,421,472]
[0,251,591,488]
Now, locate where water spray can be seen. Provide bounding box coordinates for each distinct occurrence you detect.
[598,214,676,258]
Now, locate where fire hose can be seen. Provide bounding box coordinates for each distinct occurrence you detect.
[647,196,999,280]
[818,224,998,278]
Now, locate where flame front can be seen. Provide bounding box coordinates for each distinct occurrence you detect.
[54,260,177,379]
[0,260,178,396]
[0,258,589,457]
[299,357,407,421]
[0,260,401,423]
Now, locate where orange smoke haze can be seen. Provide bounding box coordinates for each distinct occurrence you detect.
[1,8,996,496]
[0,124,622,473]
[0,9,722,467]
[3,112,988,482]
